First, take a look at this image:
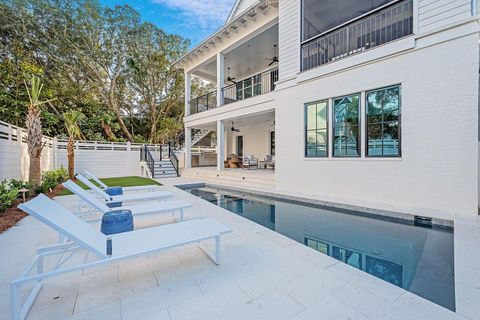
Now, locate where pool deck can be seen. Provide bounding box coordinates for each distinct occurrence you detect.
[0,177,479,320]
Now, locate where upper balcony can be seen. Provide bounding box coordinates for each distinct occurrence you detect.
[185,22,279,116]
[189,68,278,115]
[301,0,414,72]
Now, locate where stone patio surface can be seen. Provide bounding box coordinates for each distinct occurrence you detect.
[0,177,479,320]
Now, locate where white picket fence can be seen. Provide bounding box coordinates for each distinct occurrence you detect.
[0,120,163,181]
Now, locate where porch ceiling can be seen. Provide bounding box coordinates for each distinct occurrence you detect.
[192,24,278,83]
[190,110,275,131]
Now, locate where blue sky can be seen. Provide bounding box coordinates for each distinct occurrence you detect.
[100,0,236,48]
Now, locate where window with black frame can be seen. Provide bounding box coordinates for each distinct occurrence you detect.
[366,85,401,157]
[333,94,360,157]
[305,100,328,157]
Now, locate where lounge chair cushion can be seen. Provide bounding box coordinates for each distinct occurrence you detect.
[101,209,134,235]
[105,187,123,208]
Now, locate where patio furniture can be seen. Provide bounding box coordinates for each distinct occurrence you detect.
[64,180,191,222]
[76,174,172,205]
[242,155,258,170]
[12,194,231,320]
[264,155,275,170]
[83,171,161,193]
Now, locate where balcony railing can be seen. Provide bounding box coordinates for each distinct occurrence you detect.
[301,0,413,71]
[189,68,278,115]
[222,68,278,106]
[189,90,217,115]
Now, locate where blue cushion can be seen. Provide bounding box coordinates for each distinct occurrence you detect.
[101,209,134,235]
[105,187,123,208]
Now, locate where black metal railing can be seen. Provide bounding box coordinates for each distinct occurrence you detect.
[141,145,156,178]
[188,69,279,115]
[168,142,179,176]
[222,68,278,106]
[189,90,217,115]
[301,0,413,71]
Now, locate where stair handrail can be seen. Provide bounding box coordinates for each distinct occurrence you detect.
[168,142,179,176]
[141,145,156,178]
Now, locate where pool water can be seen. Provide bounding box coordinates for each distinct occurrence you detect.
[183,186,455,311]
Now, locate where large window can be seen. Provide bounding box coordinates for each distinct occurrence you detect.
[333,94,360,157]
[305,100,328,157]
[366,85,401,156]
[302,0,394,41]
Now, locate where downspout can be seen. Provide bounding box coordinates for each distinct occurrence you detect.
[473,0,478,16]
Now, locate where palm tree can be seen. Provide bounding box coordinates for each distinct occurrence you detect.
[24,76,56,186]
[63,111,84,179]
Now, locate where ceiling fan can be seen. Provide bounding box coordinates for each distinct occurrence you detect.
[227,67,237,84]
[231,122,240,132]
[265,44,279,66]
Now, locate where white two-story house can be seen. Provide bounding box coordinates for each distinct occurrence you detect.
[174,0,480,219]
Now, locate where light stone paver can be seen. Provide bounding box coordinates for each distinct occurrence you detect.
[0,177,477,320]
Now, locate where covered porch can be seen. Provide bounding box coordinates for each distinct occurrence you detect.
[184,110,275,174]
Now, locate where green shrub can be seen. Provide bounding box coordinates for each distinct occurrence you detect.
[40,166,68,192]
[9,179,33,191]
[0,180,19,212]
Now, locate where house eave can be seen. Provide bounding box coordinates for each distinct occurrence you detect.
[173,0,278,70]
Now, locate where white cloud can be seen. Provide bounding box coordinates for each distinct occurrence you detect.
[152,0,235,28]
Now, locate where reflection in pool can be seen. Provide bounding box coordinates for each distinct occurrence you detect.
[183,186,455,311]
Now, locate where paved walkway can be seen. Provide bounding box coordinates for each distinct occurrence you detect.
[0,180,478,320]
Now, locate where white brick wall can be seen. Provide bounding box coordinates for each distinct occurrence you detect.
[275,32,479,217]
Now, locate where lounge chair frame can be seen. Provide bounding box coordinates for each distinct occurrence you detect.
[10,195,231,320]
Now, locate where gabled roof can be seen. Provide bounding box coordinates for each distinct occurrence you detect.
[226,0,259,23]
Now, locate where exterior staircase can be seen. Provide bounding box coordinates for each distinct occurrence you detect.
[191,129,211,146]
[152,160,178,178]
[141,145,179,179]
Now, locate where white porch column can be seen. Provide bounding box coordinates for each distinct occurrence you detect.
[216,120,225,171]
[216,53,224,107]
[184,71,191,116]
[184,127,192,169]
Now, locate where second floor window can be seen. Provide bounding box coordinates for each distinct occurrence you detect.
[302,0,394,42]
[333,94,360,157]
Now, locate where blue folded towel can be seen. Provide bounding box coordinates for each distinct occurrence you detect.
[105,187,123,208]
[101,209,134,235]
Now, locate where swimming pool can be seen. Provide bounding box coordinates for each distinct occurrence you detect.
[181,185,455,311]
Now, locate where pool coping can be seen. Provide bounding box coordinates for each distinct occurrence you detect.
[175,182,454,229]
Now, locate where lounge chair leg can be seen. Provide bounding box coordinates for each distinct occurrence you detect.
[10,282,20,320]
[215,235,220,265]
[198,235,221,265]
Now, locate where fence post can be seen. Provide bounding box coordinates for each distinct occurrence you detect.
[53,137,57,169]
[126,141,131,152]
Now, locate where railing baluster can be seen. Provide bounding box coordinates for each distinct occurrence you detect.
[301,0,413,71]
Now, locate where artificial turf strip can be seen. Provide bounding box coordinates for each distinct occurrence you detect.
[58,176,161,196]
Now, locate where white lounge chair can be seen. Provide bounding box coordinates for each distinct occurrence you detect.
[12,194,231,320]
[83,171,161,193]
[76,174,171,204]
[64,180,192,222]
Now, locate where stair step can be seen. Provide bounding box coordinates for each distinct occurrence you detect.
[154,173,178,178]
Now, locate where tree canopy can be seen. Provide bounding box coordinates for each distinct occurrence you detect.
[0,0,203,143]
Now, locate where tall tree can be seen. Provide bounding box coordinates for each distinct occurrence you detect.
[24,75,56,186]
[63,110,84,179]
[127,23,188,143]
